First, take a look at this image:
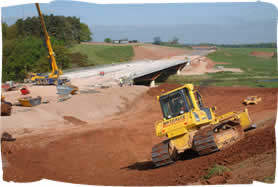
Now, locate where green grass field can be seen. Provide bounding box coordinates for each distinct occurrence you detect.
[207,48,277,73]
[167,48,278,87]
[160,43,193,50]
[70,44,134,66]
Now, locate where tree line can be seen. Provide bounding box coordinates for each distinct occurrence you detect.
[152,36,277,48]
[2,14,92,82]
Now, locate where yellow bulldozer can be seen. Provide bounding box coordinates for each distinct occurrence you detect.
[152,84,253,167]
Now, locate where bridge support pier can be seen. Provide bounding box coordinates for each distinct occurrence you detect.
[176,64,186,75]
[177,69,181,75]
[150,80,156,87]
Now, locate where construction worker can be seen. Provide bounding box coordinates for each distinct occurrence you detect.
[129,79,134,86]
[119,78,123,87]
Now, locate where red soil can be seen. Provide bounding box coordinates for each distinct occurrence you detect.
[1,84,277,185]
[250,52,274,58]
[81,42,190,61]
[81,42,141,46]
[205,57,229,69]
[132,44,189,61]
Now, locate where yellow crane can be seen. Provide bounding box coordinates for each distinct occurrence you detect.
[152,84,253,167]
[30,3,65,85]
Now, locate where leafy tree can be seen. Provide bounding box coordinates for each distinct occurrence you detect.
[2,15,92,82]
[153,36,161,45]
[7,25,17,40]
[52,45,71,69]
[104,38,112,43]
[68,52,89,67]
[14,15,92,45]
[2,22,8,40]
[2,36,48,81]
[80,23,92,42]
[2,36,76,82]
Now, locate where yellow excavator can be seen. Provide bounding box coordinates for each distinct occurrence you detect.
[30,3,67,85]
[152,84,253,167]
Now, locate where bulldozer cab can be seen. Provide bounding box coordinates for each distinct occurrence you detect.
[158,84,213,122]
[195,91,204,108]
[159,87,195,120]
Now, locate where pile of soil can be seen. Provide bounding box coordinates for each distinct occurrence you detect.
[2,85,148,137]
[1,83,277,185]
[181,57,241,75]
[205,57,229,69]
[250,52,274,58]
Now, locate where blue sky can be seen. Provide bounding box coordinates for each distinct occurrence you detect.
[2,0,277,44]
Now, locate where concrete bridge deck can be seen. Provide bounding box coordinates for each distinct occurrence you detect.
[62,56,188,87]
[62,50,212,88]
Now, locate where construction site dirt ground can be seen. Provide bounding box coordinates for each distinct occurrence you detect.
[1,85,148,137]
[132,44,191,61]
[1,83,277,185]
[79,42,192,61]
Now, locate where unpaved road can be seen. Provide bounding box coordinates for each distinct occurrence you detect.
[1,83,277,185]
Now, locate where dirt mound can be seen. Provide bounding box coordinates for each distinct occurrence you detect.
[250,52,274,58]
[205,57,229,69]
[132,44,189,61]
[2,85,148,137]
[182,57,242,75]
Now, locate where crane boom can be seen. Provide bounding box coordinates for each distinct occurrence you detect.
[35,3,62,77]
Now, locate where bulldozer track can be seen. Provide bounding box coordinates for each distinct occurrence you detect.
[193,122,244,156]
[152,122,244,168]
[193,126,219,156]
[152,140,174,167]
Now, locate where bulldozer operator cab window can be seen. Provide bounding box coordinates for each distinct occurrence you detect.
[195,91,204,109]
[160,90,192,119]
